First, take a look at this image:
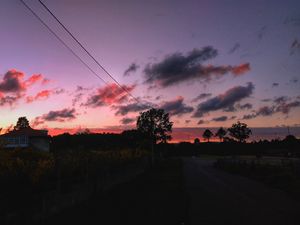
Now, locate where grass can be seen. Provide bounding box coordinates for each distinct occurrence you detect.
[44,158,186,225]
[214,157,300,201]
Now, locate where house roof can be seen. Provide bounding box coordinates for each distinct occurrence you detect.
[0,127,49,137]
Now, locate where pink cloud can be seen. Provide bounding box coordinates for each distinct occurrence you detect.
[85,83,136,107]
[0,69,52,107]
[26,90,52,103]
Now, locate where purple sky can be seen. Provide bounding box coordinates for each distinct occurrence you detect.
[0,0,300,137]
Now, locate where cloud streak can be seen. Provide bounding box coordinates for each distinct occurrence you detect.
[124,63,139,76]
[26,88,64,103]
[160,96,193,116]
[32,108,77,127]
[0,69,50,107]
[85,83,135,107]
[242,96,300,120]
[191,93,212,103]
[211,116,228,122]
[120,117,136,125]
[114,102,154,116]
[144,47,250,88]
[193,82,254,117]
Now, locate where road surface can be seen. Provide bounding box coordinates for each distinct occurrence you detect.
[183,158,300,225]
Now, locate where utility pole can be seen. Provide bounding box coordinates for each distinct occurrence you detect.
[151,123,156,167]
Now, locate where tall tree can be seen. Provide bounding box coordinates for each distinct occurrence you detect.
[202,129,213,142]
[228,121,252,142]
[137,108,173,144]
[215,127,227,142]
[14,117,30,131]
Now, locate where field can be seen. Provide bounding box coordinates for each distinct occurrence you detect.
[44,159,186,225]
[214,155,300,200]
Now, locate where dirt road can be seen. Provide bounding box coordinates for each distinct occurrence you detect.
[183,157,300,225]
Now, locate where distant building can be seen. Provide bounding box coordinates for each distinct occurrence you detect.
[0,128,51,151]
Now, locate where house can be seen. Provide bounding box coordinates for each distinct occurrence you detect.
[0,127,51,151]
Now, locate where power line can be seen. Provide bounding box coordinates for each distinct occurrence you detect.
[19,0,109,86]
[38,0,140,103]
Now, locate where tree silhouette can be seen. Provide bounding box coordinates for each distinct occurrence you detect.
[14,117,30,131]
[137,108,173,144]
[228,121,252,142]
[215,127,227,142]
[202,129,213,142]
[194,138,200,144]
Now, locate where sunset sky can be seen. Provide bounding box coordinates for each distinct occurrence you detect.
[0,0,300,139]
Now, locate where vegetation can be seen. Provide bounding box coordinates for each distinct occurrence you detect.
[215,127,227,142]
[137,108,173,144]
[228,121,252,142]
[44,159,186,225]
[0,114,299,223]
[202,129,213,142]
[194,138,200,144]
[14,116,30,130]
[0,148,147,192]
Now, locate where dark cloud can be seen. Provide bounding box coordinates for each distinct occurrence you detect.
[276,101,300,114]
[242,114,257,120]
[155,95,163,100]
[0,69,50,107]
[0,95,19,107]
[0,69,26,93]
[185,120,191,124]
[124,63,139,76]
[160,96,193,116]
[71,86,91,106]
[72,93,84,107]
[228,43,240,54]
[197,120,205,125]
[238,103,253,110]
[193,82,254,117]
[191,93,212,103]
[44,109,76,121]
[114,96,193,117]
[284,15,300,26]
[32,108,77,126]
[257,26,267,40]
[120,117,136,125]
[272,82,279,87]
[257,106,274,116]
[76,85,91,92]
[212,116,228,122]
[85,83,135,107]
[290,78,298,83]
[242,105,277,120]
[114,102,154,116]
[274,96,289,104]
[261,98,271,102]
[242,96,300,120]
[290,39,300,55]
[144,47,250,88]
[0,70,47,94]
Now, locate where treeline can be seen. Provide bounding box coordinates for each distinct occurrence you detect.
[51,128,300,157]
[157,136,300,157]
[51,130,150,152]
